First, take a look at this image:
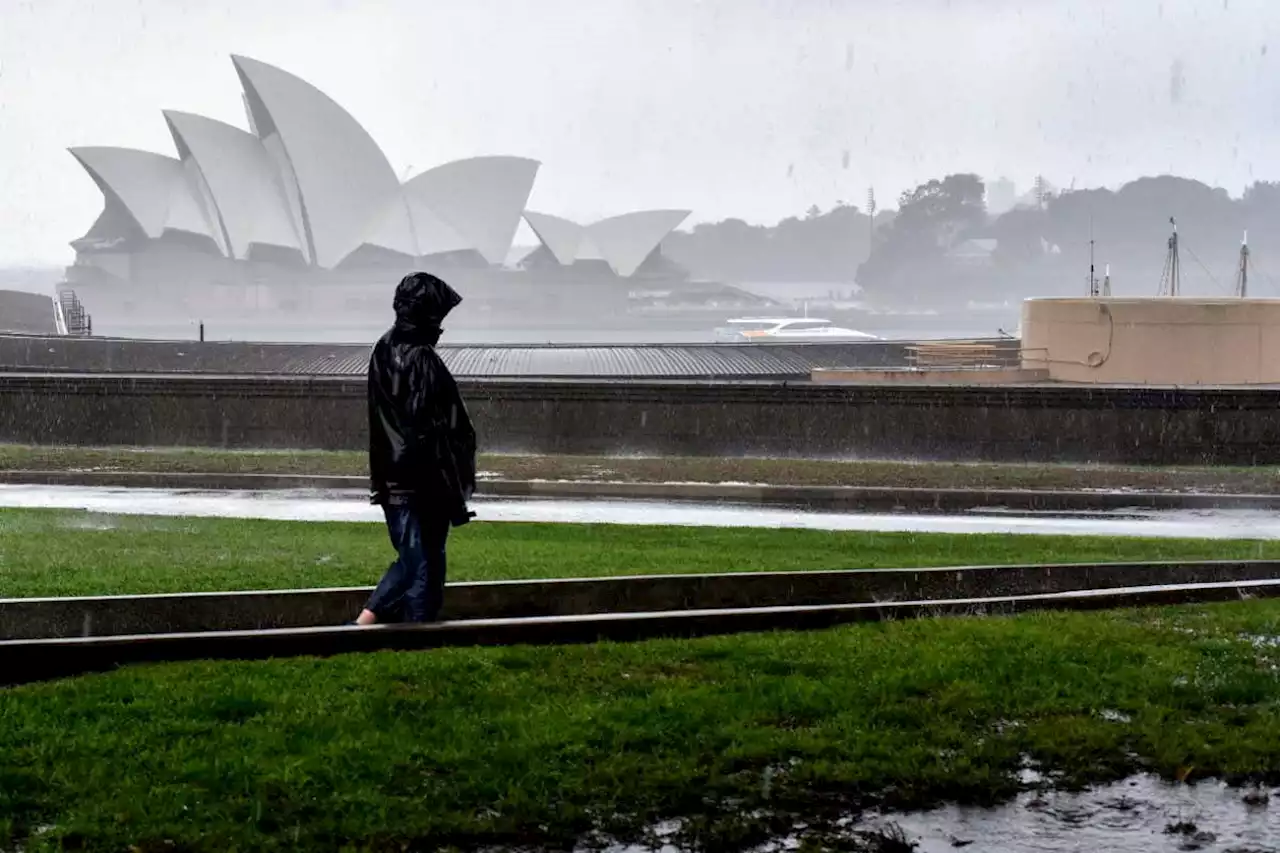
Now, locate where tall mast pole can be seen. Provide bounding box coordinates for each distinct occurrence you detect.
[1238,230,1250,298]
[1089,216,1097,297]
[866,187,876,263]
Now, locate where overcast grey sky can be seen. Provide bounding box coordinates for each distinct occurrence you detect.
[3,0,1279,265]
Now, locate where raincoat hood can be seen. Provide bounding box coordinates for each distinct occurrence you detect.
[392,272,462,333]
[368,275,477,523]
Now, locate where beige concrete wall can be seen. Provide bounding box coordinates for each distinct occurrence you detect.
[1021,297,1280,385]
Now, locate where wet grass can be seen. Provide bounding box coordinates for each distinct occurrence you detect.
[0,444,367,476]
[3,443,1280,493]
[7,600,1280,850]
[1,508,1279,598]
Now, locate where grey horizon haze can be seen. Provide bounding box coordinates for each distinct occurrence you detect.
[2,0,1278,267]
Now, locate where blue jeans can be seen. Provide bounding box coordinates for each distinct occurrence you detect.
[364,504,451,623]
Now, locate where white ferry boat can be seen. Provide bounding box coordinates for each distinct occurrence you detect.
[713,317,880,343]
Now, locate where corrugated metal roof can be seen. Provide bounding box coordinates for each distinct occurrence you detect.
[281,342,957,378]
[0,333,1016,379]
[278,351,370,375]
[437,344,849,378]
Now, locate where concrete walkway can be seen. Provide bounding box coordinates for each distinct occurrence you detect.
[2,469,1277,513]
[5,483,1280,538]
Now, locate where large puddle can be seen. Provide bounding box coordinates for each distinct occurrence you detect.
[594,776,1280,852]
[0,484,1277,539]
[877,775,1280,852]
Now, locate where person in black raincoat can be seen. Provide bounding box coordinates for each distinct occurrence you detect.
[354,272,477,625]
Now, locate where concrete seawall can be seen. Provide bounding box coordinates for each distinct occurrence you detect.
[2,373,1279,464]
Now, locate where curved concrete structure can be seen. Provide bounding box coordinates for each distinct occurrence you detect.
[355,190,424,261]
[231,55,407,268]
[404,157,540,264]
[67,54,707,338]
[590,209,690,276]
[523,209,691,276]
[163,111,305,261]
[358,186,478,261]
[75,59,546,271]
[523,211,585,266]
[258,132,311,263]
[1021,297,1280,385]
[401,193,471,257]
[69,147,223,250]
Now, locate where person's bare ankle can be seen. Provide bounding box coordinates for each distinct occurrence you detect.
[355,609,378,626]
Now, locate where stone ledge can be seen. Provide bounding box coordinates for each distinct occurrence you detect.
[5,578,1278,686]
[6,560,1280,641]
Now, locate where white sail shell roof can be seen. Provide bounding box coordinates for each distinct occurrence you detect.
[348,190,477,262]
[70,55,688,279]
[69,146,224,250]
[404,193,473,257]
[353,194,418,259]
[523,209,690,276]
[232,55,408,269]
[589,210,690,277]
[403,157,539,264]
[523,211,584,266]
[164,110,305,261]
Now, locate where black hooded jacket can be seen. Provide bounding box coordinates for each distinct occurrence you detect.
[368,273,477,524]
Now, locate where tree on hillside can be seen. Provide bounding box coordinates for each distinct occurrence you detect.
[893,174,987,245]
[988,206,1049,267]
[1244,181,1280,212]
[663,172,1272,299]
[855,173,986,301]
[1242,182,1280,242]
[1036,178,1241,293]
[662,204,884,282]
[980,176,1248,298]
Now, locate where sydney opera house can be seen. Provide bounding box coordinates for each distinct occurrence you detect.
[66,56,760,341]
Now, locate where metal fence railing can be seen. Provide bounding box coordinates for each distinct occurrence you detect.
[905,341,1021,370]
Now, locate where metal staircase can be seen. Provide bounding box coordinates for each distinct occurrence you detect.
[54,288,92,337]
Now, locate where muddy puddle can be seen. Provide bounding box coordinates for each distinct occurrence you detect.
[870,775,1280,852]
[590,776,1280,852]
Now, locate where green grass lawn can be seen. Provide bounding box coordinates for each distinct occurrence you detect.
[7,509,1280,850]
[5,601,1280,851]
[1,508,1277,598]
[4,443,1280,492]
